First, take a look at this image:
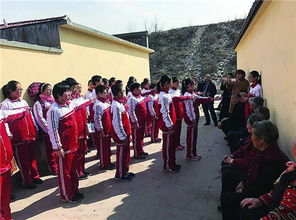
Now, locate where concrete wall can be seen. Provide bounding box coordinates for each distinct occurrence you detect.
[235,0,296,155]
[0,26,151,104]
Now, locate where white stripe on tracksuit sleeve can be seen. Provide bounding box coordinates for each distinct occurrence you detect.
[112,104,127,141]
[160,95,173,128]
[47,109,62,150]
[147,95,156,117]
[127,97,138,124]
[94,103,103,132]
[33,101,48,133]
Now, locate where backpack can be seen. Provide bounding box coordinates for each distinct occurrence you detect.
[28,82,42,101]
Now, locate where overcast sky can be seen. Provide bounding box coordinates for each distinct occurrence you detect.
[0,0,254,34]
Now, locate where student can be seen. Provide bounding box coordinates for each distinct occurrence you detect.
[127,83,150,159]
[182,78,213,160]
[1,81,42,189]
[93,85,115,170]
[47,82,83,203]
[102,78,109,89]
[147,83,161,143]
[158,75,181,173]
[110,85,135,181]
[33,83,57,175]
[125,76,137,96]
[0,109,27,220]
[84,80,95,100]
[169,77,185,151]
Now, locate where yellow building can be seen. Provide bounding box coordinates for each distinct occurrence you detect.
[0,15,153,103]
[235,0,296,155]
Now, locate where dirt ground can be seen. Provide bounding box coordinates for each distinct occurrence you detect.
[10,112,229,220]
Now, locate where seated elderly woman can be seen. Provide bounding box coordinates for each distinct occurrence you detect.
[220,121,289,220]
[240,141,296,220]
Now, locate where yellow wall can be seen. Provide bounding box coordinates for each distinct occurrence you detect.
[236,0,296,155]
[0,26,151,104]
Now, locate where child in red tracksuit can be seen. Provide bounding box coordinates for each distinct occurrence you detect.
[93,85,115,170]
[33,83,57,175]
[1,81,42,189]
[147,83,161,143]
[182,78,213,160]
[47,82,83,204]
[169,77,185,151]
[158,75,182,173]
[110,85,135,182]
[127,83,150,159]
[0,109,27,220]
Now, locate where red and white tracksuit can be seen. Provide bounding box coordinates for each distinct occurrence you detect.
[183,92,212,158]
[33,99,57,174]
[1,98,40,186]
[169,88,184,149]
[147,94,160,142]
[159,90,177,170]
[0,109,26,220]
[127,94,149,157]
[110,98,131,178]
[84,89,96,149]
[141,89,152,136]
[71,97,90,177]
[93,97,112,169]
[47,102,79,201]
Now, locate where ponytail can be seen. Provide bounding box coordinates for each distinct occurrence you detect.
[159,75,171,88]
[181,78,194,95]
[1,84,9,98]
[250,70,262,85]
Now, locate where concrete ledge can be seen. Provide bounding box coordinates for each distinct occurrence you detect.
[0,39,63,53]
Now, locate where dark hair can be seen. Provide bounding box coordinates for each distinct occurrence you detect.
[233,92,242,99]
[128,76,136,83]
[65,77,78,87]
[172,76,179,83]
[111,84,122,97]
[159,75,171,88]
[91,75,102,85]
[115,80,123,86]
[88,80,92,85]
[256,106,270,120]
[4,80,21,98]
[227,73,234,78]
[150,83,157,90]
[248,113,265,127]
[156,81,161,93]
[181,78,194,95]
[250,70,262,85]
[95,85,107,95]
[130,83,141,92]
[109,77,116,86]
[102,78,108,85]
[126,76,137,95]
[36,83,51,101]
[52,82,70,101]
[252,120,279,144]
[236,69,246,77]
[1,85,9,98]
[250,96,264,108]
[143,78,150,85]
[140,82,145,89]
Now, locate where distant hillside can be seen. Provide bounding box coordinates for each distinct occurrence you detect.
[148,19,245,83]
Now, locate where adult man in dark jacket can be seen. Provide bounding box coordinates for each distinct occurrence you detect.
[199,74,218,126]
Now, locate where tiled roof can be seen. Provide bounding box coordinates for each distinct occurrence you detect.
[0,15,68,30]
[234,0,264,49]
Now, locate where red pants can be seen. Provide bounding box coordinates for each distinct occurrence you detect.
[131,126,144,157]
[151,119,160,142]
[162,132,176,169]
[115,142,130,178]
[0,170,11,220]
[97,136,111,168]
[76,139,87,177]
[144,120,152,136]
[44,135,58,174]
[13,141,40,185]
[186,125,198,158]
[174,119,182,148]
[57,152,79,201]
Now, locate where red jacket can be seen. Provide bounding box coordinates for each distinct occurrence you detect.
[47,102,79,153]
[110,99,131,144]
[1,98,36,144]
[0,109,26,174]
[127,95,150,127]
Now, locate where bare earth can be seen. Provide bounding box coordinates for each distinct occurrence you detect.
[11,112,228,220]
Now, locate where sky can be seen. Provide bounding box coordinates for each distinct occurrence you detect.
[0,0,254,34]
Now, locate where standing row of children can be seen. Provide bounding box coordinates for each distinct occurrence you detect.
[0,74,217,219]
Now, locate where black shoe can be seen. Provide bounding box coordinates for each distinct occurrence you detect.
[168,167,180,173]
[75,192,85,199]
[78,173,88,180]
[83,171,90,176]
[175,164,182,170]
[214,123,218,127]
[141,152,148,156]
[203,123,210,126]
[10,193,16,202]
[22,183,37,189]
[69,193,83,204]
[127,172,136,178]
[134,155,147,159]
[33,178,44,184]
[152,138,162,143]
[101,163,116,170]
